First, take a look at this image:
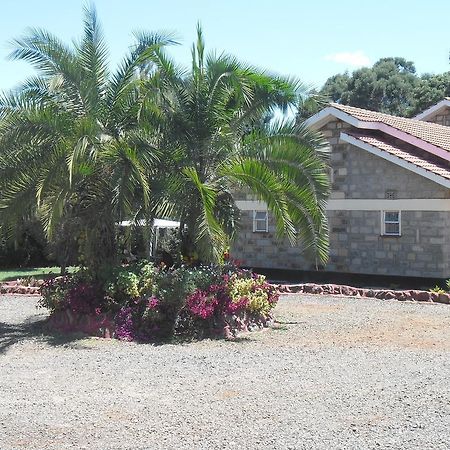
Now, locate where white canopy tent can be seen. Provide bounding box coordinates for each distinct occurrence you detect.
[118,219,180,257]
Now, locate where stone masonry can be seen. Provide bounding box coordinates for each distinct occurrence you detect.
[231,117,450,279]
[423,106,450,127]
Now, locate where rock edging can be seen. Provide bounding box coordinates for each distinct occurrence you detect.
[0,280,43,295]
[277,283,450,305]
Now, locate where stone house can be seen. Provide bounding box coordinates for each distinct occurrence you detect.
[231,100,450,279]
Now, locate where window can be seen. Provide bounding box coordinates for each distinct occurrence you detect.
[253,210,268,232]
[382,211,401,236]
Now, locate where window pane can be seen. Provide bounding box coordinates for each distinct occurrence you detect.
[385,211,399,222]
[255,211,267,220]
[255,223,265,232]
[255,220,267,231]
[385,222,400,235]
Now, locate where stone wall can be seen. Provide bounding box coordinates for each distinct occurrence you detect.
[230,117,450,279]
[327,210,450,278]
[423,107,450,126]
[231,210,312,270]
[231,209,450,278]
[323,120,450,200]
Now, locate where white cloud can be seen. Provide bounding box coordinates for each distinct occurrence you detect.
[324,51,371,67]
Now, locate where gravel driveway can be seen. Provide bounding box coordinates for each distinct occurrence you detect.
[1,294,450,450]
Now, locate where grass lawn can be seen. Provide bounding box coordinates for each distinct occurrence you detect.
[0,266,76,282]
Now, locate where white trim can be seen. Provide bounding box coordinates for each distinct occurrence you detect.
[327,199,450,211]
[340,132,450,189]
[305,105,450,163]
[304,106,362,130]
[414,99,450,121]
[237,199,450,212]
[235,200,267,210]
[253,210,268,232]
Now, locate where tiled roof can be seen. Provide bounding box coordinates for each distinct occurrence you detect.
[345,131,450,181]
[331,103,450,154]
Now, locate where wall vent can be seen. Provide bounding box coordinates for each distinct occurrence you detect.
[385,190,397,200]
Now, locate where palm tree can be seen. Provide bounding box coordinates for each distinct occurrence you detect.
[0,6,175,273]
[0,8,330,272]
[145,27,330,265]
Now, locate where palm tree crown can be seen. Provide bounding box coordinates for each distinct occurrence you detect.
[146,25,330,263]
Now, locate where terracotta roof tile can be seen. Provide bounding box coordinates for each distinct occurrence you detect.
[345,131,450,181]
[331,103,450,153]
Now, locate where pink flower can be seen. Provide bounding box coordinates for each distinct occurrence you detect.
[186,289,218,319]
[147,296,159,309]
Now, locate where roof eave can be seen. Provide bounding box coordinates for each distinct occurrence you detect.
[305,105,450,163]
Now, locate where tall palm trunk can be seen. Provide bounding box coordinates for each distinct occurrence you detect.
[82,214,117,276]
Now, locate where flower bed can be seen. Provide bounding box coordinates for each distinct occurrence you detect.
[39,262,279,341]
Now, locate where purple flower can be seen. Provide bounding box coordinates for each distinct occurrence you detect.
[115,307,135,341]
[186,289,218,319]
[147,296,159,309]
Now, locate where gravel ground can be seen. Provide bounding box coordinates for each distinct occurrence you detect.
[1,294,450,450]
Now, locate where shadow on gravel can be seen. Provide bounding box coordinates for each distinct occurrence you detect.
[0,318,88,354]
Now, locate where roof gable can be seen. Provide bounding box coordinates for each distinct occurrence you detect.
[414,98,450,121]
[305,103,450,188]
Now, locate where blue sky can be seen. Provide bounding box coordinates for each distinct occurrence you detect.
[0,0,449,92]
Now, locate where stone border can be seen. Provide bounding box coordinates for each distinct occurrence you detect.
[277,283,450,305]
[0,281,42,295]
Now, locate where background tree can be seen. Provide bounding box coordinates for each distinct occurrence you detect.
[299,57,450,119]
[411,72,450,114]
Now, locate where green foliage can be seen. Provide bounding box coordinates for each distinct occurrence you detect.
[0,5,176,273]
[104,261,157,305]
[411,72,450,115]
[299,57,450,119]
[149,27,330,264]
[0,8,330,270]
[430,285,446,294]
[38,275,74,313]
[228,273,274,315]
[0,219,51,268]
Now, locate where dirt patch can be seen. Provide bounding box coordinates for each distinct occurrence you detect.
[274,302,343,319]
[271,296,450,350]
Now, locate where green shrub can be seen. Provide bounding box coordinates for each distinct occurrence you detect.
[430,285,446,294]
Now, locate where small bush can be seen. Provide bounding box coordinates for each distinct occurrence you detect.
[430,285,446,294]
[39,276,73,312]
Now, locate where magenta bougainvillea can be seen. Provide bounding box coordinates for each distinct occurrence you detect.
[186,290,219,319]
[115,306,134,341]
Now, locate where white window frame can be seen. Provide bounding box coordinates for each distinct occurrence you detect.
[381,210,401,236]
[328,166,334,185]
[253,210,268,233]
